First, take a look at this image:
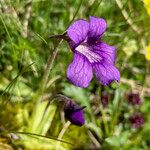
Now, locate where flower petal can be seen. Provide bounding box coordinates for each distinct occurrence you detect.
[67,19,89,44]
[92,42,116,65]
[75,44,102,63]
[64,100,85,126]
[93,63,120,85]
[88,16,107,40]
[67,52,93,88]
[68,110,85,126]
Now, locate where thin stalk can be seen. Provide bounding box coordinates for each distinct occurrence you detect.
[39,39,63,100]
[88,131,101,149]
[115,0,141,34]
[56,121,71,150]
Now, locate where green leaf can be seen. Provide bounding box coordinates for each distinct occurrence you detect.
[105,132,129,147]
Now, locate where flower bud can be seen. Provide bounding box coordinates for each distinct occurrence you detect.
[64,100,85,126]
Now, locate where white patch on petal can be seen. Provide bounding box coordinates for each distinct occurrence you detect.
[75,44,102,63]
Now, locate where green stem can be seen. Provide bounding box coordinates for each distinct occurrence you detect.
[56,121,71,150]
[98,86,109,137]
[39,39,63,99]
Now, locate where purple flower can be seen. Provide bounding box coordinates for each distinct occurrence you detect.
[66,16,120,88]
[130,113,144,128]
[64,100,85,126]
[127,93,142,105]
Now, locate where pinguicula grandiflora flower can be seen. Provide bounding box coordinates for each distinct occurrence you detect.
[130,113,144,128]
[64,100,85,126]
[67,16,120,88]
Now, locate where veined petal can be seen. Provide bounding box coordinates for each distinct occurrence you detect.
[93,63,120,85]
[75,44,102,63]
[88,16,107,40]
[92,42,116,65]
[67,52,93,88]
[68,40,77,51]
[67,20,89,44]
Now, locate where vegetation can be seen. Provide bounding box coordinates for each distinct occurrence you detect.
[0,0,150,149]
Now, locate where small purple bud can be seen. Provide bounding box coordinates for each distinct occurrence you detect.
[130,113,144,128]
[101,92,109,108]
[64,100,85,126]
[127,93,142,105]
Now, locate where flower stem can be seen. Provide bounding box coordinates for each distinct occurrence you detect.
[56,121,71,150]
[39,39,63,99]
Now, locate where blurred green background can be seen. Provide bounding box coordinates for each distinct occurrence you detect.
[0,0,150,149]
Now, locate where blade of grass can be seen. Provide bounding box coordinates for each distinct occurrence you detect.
[15,131,74,146]
[0,14,15,54]
[1,63,35,103]
[56,121,71,150]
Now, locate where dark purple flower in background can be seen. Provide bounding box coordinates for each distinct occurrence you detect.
[67,16,120,88]
[101,92,109,108]
[130,113,144,128]
[64,100,85,126]
[127,93,142,105]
